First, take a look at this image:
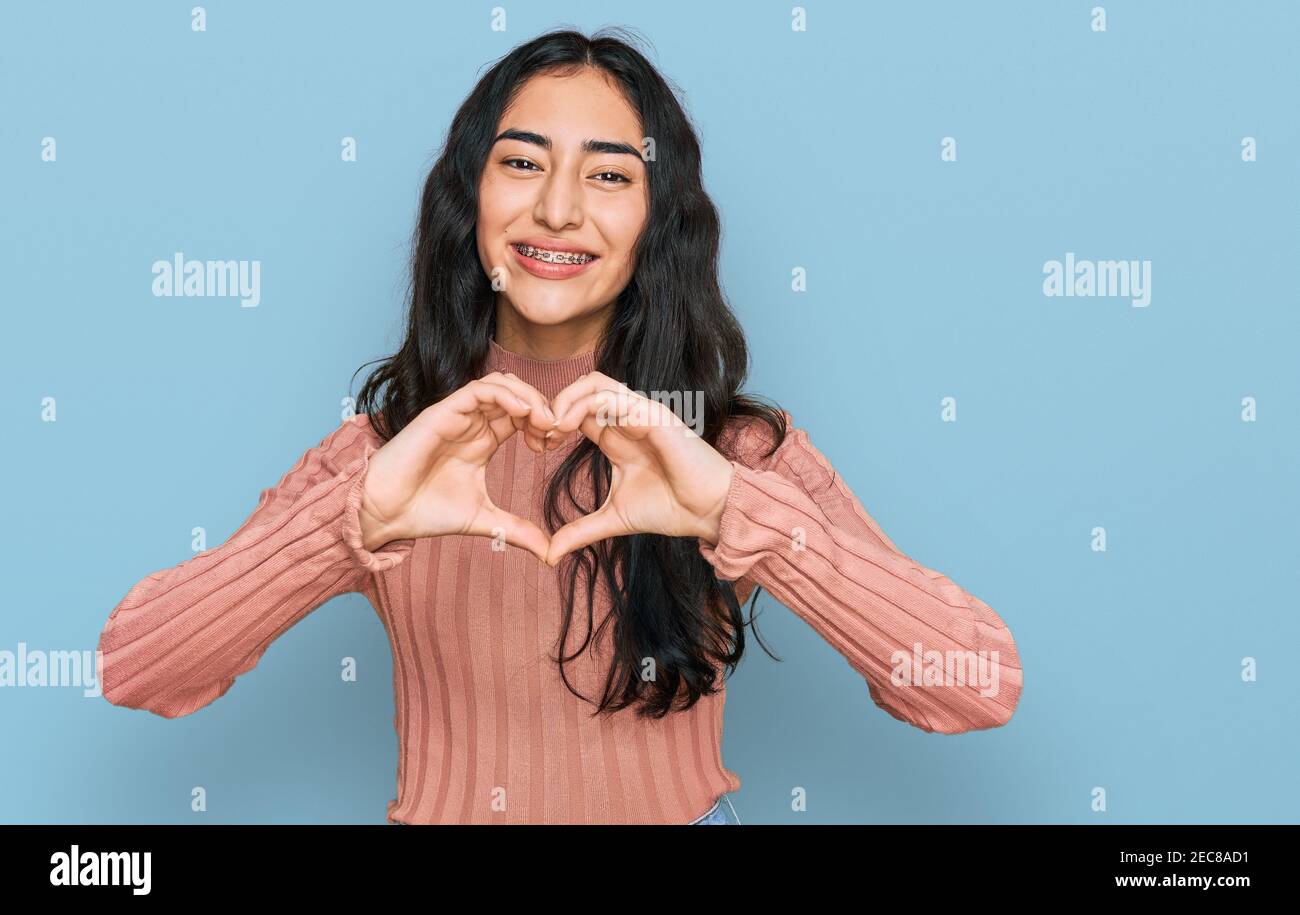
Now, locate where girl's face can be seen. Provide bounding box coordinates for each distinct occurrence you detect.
[477,68,649,334]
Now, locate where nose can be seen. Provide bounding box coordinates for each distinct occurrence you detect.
[532,165,584,230]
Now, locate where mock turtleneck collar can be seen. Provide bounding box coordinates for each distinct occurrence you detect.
[484,337,598,399]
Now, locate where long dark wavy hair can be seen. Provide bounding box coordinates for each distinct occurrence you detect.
[352,26,788,718]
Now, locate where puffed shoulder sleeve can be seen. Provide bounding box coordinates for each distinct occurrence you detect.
[96,413,416,718]
[699,413,1022,734]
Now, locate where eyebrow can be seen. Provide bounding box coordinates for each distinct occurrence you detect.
[493,128,641,158]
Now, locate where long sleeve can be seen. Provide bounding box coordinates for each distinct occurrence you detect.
[97,413,416,718]
[699,415,1022,734]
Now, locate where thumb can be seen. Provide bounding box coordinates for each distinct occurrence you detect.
[471,505,552,564]
[545,505,627,567]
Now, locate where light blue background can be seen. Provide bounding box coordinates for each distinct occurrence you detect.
[2,1,1296,824]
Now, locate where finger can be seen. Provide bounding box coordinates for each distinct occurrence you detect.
[469,505,552,564]
[554,387,656,436]
[545,505,628,566]
[442,380,534,445]
[548,372,628,428]
[553,389,617,434]
[476,377,544,455]
[444,379,533,420]
[482,372,556,447]
[574,408,623,452]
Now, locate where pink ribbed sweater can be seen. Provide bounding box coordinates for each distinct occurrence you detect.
[97,338,1022,824]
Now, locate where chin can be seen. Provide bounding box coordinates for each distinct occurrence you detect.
[507,291,592,326]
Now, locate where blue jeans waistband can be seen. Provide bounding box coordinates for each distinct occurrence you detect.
[689,792,741,825]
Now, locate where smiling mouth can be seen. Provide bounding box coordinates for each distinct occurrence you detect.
[511,243,598,265]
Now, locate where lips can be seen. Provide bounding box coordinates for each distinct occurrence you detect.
[508,238,600,279]
[512,244,596,265]
[511,237,598,258]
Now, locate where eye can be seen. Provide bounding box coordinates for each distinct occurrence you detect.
[593,170,630,184]
[504,157,540,172]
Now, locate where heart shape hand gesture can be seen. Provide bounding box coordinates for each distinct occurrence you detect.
[357,372,559,563]
[542,372,734,566]
[357,370,735,566]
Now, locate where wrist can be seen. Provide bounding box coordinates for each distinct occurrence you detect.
[358,496,404,553]
[695,460,734,546]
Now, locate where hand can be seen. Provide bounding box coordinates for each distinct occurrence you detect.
[542,372,735,566]
[358,372,558,563]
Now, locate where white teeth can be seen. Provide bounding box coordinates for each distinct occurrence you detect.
[514,244,595,265]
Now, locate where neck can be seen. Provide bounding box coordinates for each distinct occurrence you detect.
[493,297,609,361]
[484,336,600,400]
